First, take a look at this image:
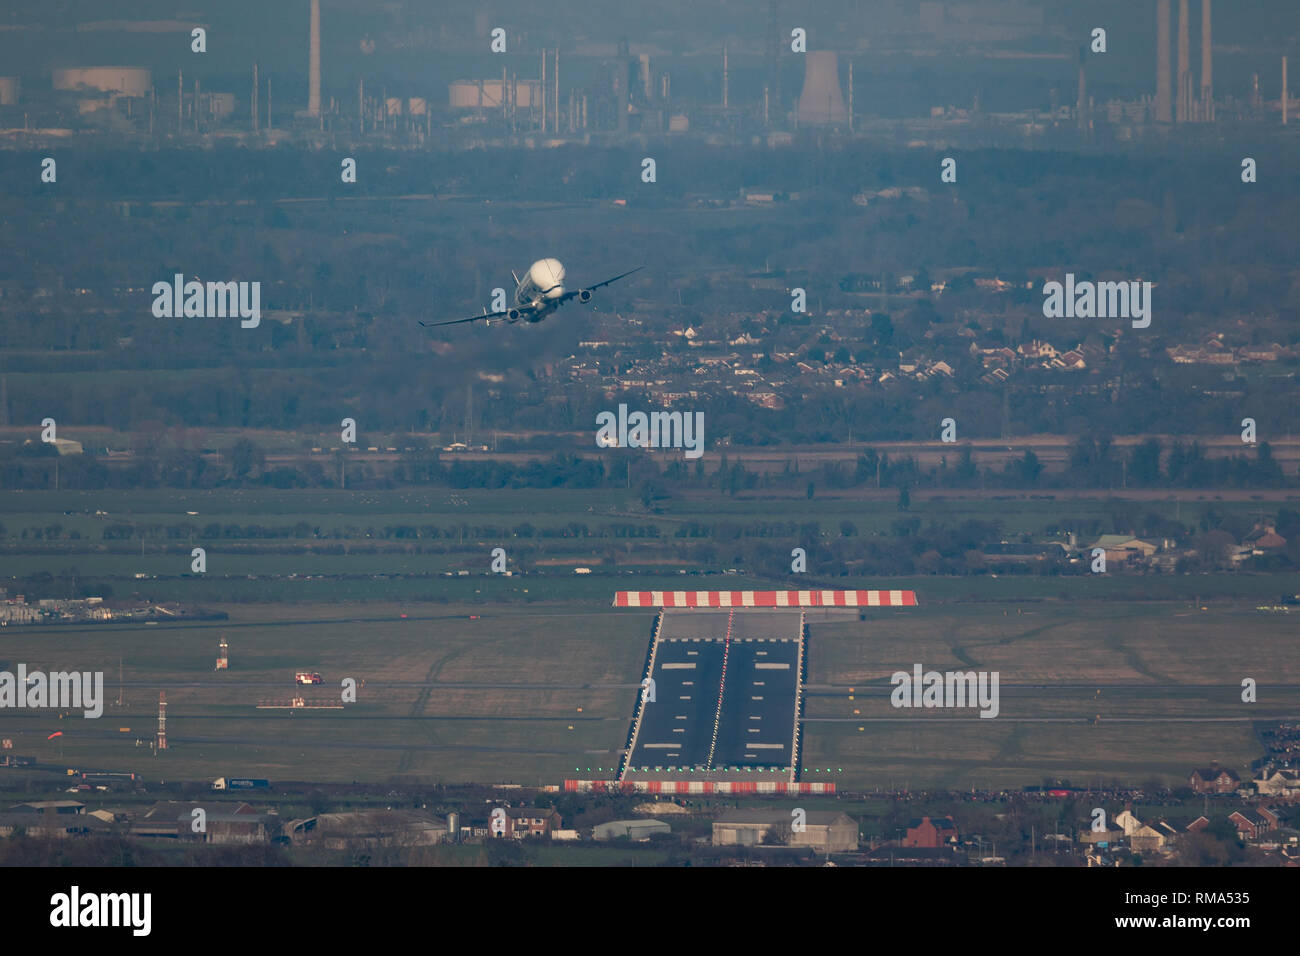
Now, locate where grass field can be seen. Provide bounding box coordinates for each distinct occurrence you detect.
[1,596,1295,790]
[0,487,1295,789]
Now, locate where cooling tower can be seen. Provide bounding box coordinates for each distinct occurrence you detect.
[1176,0,1190,122]
[1156,0,1171,122]
[797,51,847,126]
[308,0,321,117]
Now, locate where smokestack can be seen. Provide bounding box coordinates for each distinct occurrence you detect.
[1200,0,1212,120]
[1156,0,1172,122]
[766,0,781,127]
[1077,46,1088,130]
[797,51,847,126]
[723,44,729,108]
[308,0,321,117]
[1176,0,1191,122]
[848,58,854,132]
[1285,56,1289,125]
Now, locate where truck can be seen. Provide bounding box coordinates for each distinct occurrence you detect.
[294,671,323,685]
[213,777,270,791]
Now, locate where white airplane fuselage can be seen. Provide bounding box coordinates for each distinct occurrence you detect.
[512,257,567,320]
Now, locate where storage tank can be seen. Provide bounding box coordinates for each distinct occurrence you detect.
[449,79,538,109]
[53,67,152,98]
[407,97,427,116]
[446,811,459,842]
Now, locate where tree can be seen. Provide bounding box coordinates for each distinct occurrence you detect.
[1018,449,1043,486]
[1129,439,1161,486]
[225,439,265,479]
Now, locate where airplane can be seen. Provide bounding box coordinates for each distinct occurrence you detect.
[420,258,643,328]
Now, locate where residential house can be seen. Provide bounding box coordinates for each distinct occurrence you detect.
[903,816,958,848]
[1018,340,1058,360]
[1244,525,1287,554]
[1090,535,1159,564]
[1255,769,1300,798]
[1229,808,1276,841]
[1190,766,1242,794]
[1057,348,1087,370]
[498,807,561,839]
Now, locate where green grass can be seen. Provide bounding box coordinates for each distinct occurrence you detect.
[0,597,1294,789]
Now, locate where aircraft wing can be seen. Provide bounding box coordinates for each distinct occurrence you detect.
[559,266,645,302]
[419,310,510,328]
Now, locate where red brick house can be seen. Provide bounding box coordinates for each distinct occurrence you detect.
[498,807,561,839]
[903,816,958,848]
[1228,808,1275,841]
[1190,766,1241,794]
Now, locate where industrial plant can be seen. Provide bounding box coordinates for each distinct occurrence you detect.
[0,0,1294,152]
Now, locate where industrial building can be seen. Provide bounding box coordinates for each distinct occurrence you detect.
[712,809,859,852]
[290,810,448,849]
[592,819,671,841]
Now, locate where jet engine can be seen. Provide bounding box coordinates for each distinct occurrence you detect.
[578,289,592,302]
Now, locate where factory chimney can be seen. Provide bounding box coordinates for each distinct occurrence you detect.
[308,0,321,117]
[1156,0,1172,122]
[1077,45,1088,131]
[1176,0,1191,121]
[1200,0,1212,120]
[723,44,729,108]
[796,51,847,126]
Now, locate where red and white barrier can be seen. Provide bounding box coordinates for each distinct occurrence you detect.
[612,589,917,608]
[565,780,836,794]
